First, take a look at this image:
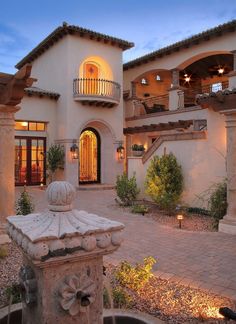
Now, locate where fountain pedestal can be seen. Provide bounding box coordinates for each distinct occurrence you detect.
[7,181,124,324]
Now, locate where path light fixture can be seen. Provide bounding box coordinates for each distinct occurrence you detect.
[70,142,79,159]
[177,214,184,229]
[117,143,125,160]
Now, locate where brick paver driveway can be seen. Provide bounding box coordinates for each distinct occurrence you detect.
[20,187,236,301]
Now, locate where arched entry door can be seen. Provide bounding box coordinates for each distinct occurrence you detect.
[79,128,100,184]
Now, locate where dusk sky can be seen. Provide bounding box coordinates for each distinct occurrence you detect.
[1,0,236,73]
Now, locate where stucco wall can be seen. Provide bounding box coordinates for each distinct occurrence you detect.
[123,32,236,90]
[127,108,226,206]
[15,95,57,147]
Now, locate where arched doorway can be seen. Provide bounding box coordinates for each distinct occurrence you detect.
[79,128,100,184]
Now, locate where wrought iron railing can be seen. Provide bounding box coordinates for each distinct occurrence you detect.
[179,80,230,108]
[73,78,121,102]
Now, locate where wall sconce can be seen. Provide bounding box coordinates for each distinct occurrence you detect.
[177,214,184,229]
[70,143,79,159]
[117,144,125,160]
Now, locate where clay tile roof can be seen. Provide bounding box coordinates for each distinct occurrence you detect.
[24,86,60,100]
[16,23,134,69]
[123,19,236,71]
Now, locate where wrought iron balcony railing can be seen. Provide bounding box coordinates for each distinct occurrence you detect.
[73,78,121,107]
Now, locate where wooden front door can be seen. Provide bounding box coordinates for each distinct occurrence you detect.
[79,128,100,183]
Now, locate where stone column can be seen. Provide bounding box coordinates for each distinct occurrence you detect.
[227,50,236,88]
[219,109,236,234]
[131,81,137,99]
[168,69,181,111]
[0,104,20,232]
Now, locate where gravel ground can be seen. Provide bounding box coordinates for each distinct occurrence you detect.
[134,202,216,232]
[0,242,22,308]
[105,265,236,324]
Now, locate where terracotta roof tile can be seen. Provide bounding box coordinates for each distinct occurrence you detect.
[24,86,60,100]
[16,23,134,69]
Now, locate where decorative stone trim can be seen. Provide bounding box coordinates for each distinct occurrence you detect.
[125,105,203,121]
[7,181,124,261]
[59,274,96,316]
[142,131,207,164]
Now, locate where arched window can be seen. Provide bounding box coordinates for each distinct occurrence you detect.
[141,78,148,85]
[156,75,161,81]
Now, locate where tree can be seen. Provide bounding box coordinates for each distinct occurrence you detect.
[46,144,65,182]
[145,153,183,213]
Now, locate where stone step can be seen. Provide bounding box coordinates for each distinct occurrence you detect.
[77,184,115,191]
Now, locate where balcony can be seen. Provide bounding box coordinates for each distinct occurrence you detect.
[73,78,121,107]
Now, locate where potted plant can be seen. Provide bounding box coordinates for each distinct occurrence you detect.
[131,144,145,157]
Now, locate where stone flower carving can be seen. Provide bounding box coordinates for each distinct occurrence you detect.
[60,274,96,316]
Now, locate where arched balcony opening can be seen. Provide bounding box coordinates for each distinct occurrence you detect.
[177,52,233,108]
[73,56,120,107]
[132,69,171,113]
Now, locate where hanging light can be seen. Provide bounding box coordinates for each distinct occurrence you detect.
[218,67,224,75]
[21,121,28,127]
[184,74,191,82]
[70,143,79,159]
[117,143,125,160]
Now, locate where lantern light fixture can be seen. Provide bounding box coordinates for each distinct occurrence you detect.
[184,74,191,82]
[177,214,184,229]
[117,143,125,160]
[70,142,79,160]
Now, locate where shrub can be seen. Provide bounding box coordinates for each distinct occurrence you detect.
[116,173,140,206]
[131,204,149,215]
[0,246,8,259]
[103,286,133,309]
[5,284,21,304]
[16,189,34,215]
[115,256,156,291]
[209,181,227,228]
[131,144,145,151]
[47,144,64,182]
[145,153,183,213]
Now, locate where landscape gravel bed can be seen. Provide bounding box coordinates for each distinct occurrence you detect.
[0,242,22,308]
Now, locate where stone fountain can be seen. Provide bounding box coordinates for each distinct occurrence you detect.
[7,181,125,324]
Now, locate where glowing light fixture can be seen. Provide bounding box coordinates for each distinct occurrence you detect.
[117,143,125,160]
[218,67,224,75]
[177,214,184,229]
[184,74,191,82]
[21,121,28,127]
[70,143,79,160]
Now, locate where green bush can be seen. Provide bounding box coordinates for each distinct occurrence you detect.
[209,181,227,228]
[16,189,34,215]
[47,144,64,182]
[103,286,133,309]
[131,144,145,151]
[116,173,140,206]
[115,256,156,291]
[5,284,21,304]
[0,246,8,259]
[145,153,183,213]
[131,204,149,215]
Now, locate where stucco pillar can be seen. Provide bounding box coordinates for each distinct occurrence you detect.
[219,109,236,234]
[0,104,20,232]
[227,51,236,88]
[131,81,138,99]
[168,69,181,111]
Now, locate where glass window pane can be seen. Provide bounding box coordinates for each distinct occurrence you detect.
[15,121,28,130]
[211,82,222,92]
[37,123,45,131]
[29,122,37,131]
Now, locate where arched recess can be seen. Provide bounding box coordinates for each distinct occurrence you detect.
[79,56,113,80]
[78,120,116,184]
[132,69,171,102]
[176,51,232,70]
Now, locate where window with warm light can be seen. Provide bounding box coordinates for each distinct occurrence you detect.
[141,78,148,85]
[211,82,222,92]
[15,121,46,131]
[156,75,161,81]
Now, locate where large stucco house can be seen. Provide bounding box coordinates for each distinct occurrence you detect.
[13,20,236,206]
